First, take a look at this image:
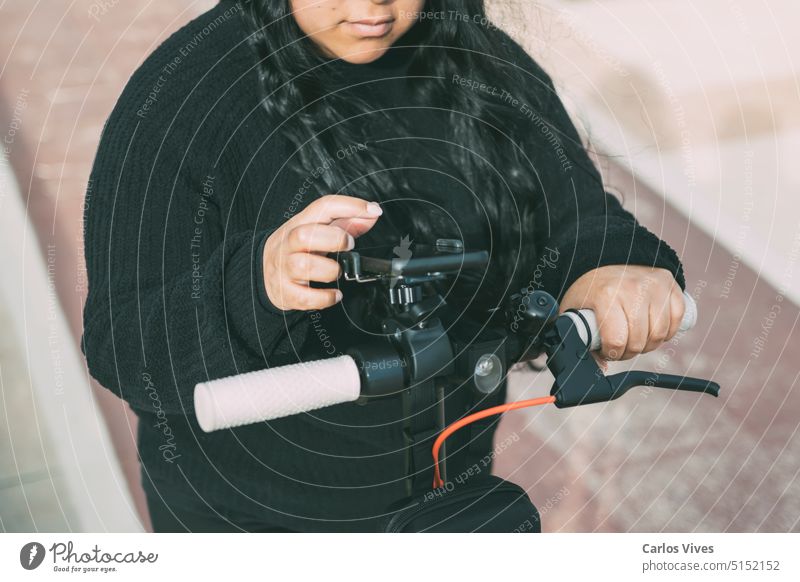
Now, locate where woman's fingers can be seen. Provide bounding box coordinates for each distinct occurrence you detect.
[617,292,648,359]
[262,195,384,311]
[329,215,381,239]
[617,288,683,359]
[644,292,673,353]
[667,285,686,340]
[294,194,382,226]
[286,223,355,254]
[282,281,343,311]
[596,301,629,361]
[560,265,685,360]
[282,252,342,283]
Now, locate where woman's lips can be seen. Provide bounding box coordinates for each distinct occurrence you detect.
[343,19,394,38]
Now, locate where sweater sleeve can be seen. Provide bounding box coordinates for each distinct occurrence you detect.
[503,36,686,301]
[80,94,310,418]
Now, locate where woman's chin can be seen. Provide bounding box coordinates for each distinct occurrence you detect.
[335,44,391,64]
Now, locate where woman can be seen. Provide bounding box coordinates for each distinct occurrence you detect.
[81,0,686,532]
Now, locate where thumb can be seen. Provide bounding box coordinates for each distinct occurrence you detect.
[296,194,383,226]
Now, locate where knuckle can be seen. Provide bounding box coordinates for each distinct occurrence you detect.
[289,226,309,248]
[295,293,314,310]
[642,341,660,354]
[623,276,642,290]
[604,335,626,353]
[650,316,670,342]
[317,193,341,210]
[327,262,343,282]
[651,327,668,343]
[287,253,308,276]
[600,285,618,300]
[628,337,647,353]
[630,285,648,304]
[328,289,341,305]
[316,265,339,283]
[273,256,289,278]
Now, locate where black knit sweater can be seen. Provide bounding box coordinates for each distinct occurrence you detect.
[81,1,685,532]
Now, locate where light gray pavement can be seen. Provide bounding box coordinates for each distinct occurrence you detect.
[0,297,77,532]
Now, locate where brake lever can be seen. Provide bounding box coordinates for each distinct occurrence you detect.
[543,312,720,408]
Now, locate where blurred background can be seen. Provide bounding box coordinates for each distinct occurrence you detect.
[0,0,797,532]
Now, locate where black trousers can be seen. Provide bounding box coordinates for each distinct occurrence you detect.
[141,470,295,533]
[136,383,506,533]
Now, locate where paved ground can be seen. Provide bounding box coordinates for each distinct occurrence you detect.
[494,160,800,532]
[1,0,797,532]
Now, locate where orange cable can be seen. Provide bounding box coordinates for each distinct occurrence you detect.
[431,395,556,488]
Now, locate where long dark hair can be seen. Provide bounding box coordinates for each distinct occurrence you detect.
[238,0,601,317]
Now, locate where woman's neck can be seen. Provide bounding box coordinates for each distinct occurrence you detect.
[316,18,424,85]
[324,44,416,82]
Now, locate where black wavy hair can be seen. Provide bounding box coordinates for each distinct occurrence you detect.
[238,0,600,318]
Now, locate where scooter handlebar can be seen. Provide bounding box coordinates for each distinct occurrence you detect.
[194,355,361,432]
[194,292,698,432]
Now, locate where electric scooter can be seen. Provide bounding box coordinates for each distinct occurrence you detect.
[193,239,720,530]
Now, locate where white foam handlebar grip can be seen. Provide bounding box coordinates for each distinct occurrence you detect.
[564,290,697,352]
[194,355,361,432]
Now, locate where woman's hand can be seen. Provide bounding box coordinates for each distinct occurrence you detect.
[559,264,685,366]
[262,194,383,311]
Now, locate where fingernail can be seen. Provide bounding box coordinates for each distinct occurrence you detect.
[334,289,343,303]
[347,234,355,250]
[367,202,383,216]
